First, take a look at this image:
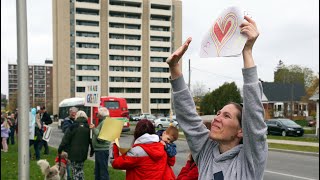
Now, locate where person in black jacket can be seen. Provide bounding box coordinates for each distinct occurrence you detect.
[39,106,52,155]
[58,110,93,180]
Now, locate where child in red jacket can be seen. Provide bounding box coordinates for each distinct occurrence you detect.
[176,153,199,180]
[177,121,210,180]
[156,126,179,180]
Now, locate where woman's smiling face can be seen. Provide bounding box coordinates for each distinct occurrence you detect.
[209,104,242,143]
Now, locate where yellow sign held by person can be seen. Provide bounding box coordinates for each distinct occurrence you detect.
[98,117,124,142]
[115,138,130,154]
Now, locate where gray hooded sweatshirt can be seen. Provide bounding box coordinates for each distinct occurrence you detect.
[171,66,268,180]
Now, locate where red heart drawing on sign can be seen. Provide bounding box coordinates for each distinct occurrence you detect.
[214,21,232,43]
[210,13,237,56]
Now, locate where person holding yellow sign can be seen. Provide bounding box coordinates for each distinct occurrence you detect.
[89,107,111,180]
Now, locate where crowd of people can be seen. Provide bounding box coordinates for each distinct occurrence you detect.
[1,109,18,152]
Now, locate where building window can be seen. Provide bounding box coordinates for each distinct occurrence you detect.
[150,36,170,42]
[76,76,99,81]
[76,42,99,48]
[150,26,170,31]
[76,54,99,59]
[110,77,124,82]
[126,24,140,29]
[76,8,99,15]
[150,67,169,73]
[150,98,170,104]
[109,33,124,39]
[125,56,140,61]
[76,31,99,37]
[76,0,99,4]
[150,15,170,21]
[151,57,166,62]
[151,4,171,10]
[109,45,124,50]
[150,77,169,83]
[109,23,124,28]
[125,77,140,82]
[76,20,99,26]
[126,98,141,103]
[76,87,86,92]
[126,88,141,93]
[151,88,170,93]
[126,45,140,51]
[76,65,99,70]
[150,47,170,52]
[109,87,124,93]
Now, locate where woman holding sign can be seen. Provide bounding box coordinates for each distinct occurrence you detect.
[167,16,267,180]
[111,119,168,179]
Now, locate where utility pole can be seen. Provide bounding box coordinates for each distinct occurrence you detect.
[188,59,191,90]
[16,0,30,179]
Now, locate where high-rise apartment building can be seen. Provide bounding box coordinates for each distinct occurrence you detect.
[8,60,53,113]
[53,0,182,115]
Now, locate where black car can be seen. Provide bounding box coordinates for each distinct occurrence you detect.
[265,118,304,137]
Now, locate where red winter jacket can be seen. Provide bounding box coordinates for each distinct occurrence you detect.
[176,160,199,180]
[164,156,176,180]
[112,133,168,180]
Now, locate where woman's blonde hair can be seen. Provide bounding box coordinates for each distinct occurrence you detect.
[3,119,10,129]
[75,110,88,119]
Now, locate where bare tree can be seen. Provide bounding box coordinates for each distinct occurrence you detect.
[192,81,207,98]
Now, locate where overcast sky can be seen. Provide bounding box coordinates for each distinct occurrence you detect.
[1,0,319,96]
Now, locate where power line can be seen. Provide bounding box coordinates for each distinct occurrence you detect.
[190,66,243,81]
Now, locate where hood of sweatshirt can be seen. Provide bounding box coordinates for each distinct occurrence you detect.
[133,133,165,161]
[213,144,243,162]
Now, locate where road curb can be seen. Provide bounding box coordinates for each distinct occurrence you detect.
[268,148,319,157]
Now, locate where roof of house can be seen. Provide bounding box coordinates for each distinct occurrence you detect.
[261,82,306,102]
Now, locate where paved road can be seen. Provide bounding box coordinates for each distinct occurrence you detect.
[49,123,319,179]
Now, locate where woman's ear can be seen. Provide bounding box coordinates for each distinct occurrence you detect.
[237,128,243,139]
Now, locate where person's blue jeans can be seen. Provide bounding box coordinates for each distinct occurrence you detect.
[66,163,72,180]
[94,150,110,180]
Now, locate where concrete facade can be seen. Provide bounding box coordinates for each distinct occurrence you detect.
[8,60,53,113]
[53,0,182,115]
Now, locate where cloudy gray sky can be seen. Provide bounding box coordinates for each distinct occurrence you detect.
[1,0,319,96]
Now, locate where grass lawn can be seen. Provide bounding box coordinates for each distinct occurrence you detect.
[1,141,126,180]
[268,143,319,153]
[267,135,319,143]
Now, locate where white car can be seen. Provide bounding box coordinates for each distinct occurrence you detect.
[154,117,178,129]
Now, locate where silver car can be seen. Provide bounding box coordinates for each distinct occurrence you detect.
[154,117,178,129]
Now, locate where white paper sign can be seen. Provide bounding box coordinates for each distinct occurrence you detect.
[84,81,101,107]
[200,6,247,58]
[42,125,52,142]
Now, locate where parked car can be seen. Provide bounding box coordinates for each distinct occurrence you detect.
[265,118,304,137]
[307,119,316,127]
[154,117,179,129]
[139,113,156,121]
[129,115,140,121]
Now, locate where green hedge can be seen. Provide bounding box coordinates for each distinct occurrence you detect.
[294,120,308,127]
